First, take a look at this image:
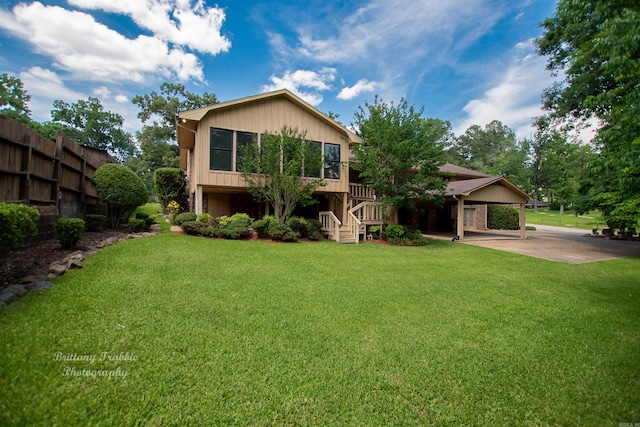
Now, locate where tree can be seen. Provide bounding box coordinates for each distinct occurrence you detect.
[49,97,136,160]
[0,73,31,124]
[132,82,218,142]
[447,120,529,189]
[536,0,640,221]
[351,96,448,218]
[154,168,187,212]
[93,164,148,229]
[239,127,325,224]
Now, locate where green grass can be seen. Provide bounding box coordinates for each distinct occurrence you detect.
[526,208,604,230]
[1,228,639,425]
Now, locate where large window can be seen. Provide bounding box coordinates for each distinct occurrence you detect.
[324,143,341,179]
[236,131,257,172]
[304,141,322,178]
[210,128,233,171]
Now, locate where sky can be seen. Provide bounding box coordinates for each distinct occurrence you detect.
[0,0,561,141]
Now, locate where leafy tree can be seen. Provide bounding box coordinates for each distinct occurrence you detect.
[154,167,187,212]
[93,164,148,229]
[239,127,325,224]
[132,82,218,141]
[448,120,529,188]
[130,83,217,190]
[536,0,640,221]
[0,73,31,124]
[49,97,135,160]
[125,123,180,192]
[351,96,448,218]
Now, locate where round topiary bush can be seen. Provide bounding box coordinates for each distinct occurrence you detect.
[174,212,198,226]
[93,164,148,229]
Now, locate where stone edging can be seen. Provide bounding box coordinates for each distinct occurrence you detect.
[0,229,158,310]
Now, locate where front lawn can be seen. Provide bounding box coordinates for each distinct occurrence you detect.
[1,231,638,425]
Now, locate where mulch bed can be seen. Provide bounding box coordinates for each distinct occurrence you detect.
[0,229,129,290]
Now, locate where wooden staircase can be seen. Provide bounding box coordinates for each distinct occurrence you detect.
[320,184,383,244]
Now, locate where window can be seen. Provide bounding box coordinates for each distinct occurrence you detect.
[324,143,341,179]
[236,131,257,172]
[210,128,233,171]
[304,141,322,178]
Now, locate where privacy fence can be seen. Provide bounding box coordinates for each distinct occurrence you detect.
[0,116,116,243]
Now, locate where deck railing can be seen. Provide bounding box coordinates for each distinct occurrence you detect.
[349,183,374,201]
[350,201,384,224]
[319,211,341,242]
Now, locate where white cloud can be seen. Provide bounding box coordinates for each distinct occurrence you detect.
[0,2,206,83]
[454,40,558,140]
[69,0,231,55]
[115,94,129,103]
[337,79,376,100]
[93,86,111,98]
[262,68,336,106]
[269,0,506,105]
[18,67,85,122]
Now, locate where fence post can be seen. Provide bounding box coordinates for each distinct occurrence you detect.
[20,132,32,204]
[54,132,63,214]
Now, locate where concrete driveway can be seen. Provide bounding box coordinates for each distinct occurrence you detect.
[450,225,640,264]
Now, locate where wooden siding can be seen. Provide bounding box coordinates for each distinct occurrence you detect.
[193,97,350,193]
[464,183,528,204]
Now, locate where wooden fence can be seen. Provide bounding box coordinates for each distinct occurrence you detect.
[0,116,116,243]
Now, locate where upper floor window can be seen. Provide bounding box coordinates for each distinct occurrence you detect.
[324,143,341,179]
[210,128,233,171]
[304,141,322,178]
[236,131,257,172]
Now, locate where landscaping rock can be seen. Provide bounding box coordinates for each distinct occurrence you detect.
[66,259,83,270]
[25,281,53,291]
[105,237,119,245]
[48,263,67,276]
[3,284,27,296]
[62,251,84,264]
[21,274,49,283]
[0,293,17,304]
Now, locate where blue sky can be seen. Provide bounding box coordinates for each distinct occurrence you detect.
[0,0,559,140]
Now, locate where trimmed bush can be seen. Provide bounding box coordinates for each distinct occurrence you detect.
[135,212,155,229]
[55,218,85,249]
[222,220,252,240]
[286,216,309,238]
[0,203,40,260]
[368,225,381,239]
[93,164,148,229]
[383,225,406,240]
[268,223,299,242]
[198,213,212,224]
[487,205,520,230]
[181,221,205,236]
[252,215,277,238]
[127,218,148,233]
[202,225,222,238]
[85,214,106,232]
[175,212,197,226]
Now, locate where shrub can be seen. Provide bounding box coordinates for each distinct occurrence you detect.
[85,214,106,232]
[217,213,252,228]
[181,221,205,236]
[55,218,85,249]
[384,225,406,240]
[306,219,324,241]
[127,218,148,233]
[222,220,252,240]
[135,212,155,229]
[174,212,197,226]
[268,223,299,242]
[154,168,187,212]
[93,164,148,229]
[202,225,222,238]
[0,203,40,259]
[405,229,428,246]
[286,216,309,237]
[487,205,520,230]
[198,213,212,224]
[368,225,381,239]
[548,200,561,211]
[251,219,271,238]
